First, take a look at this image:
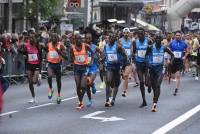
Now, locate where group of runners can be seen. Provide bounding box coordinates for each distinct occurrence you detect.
[0,27,200,113]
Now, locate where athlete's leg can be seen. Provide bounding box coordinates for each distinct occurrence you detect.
[136,67,147,107]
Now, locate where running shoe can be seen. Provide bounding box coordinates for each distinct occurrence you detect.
[76,103,84,110]
[92,84,96,94]
[195,76,199,80]
[56,96,62,104]
[122,91,127,97]
[105,102,111,107]
[111,99,115,106]
[133,82,139,87]
[28,98,36,104]
[151,103,157,112]
[139,101,147,108]
[148,86,152,93]
[173,88,178,96]
[86,100,92,107]
[48,89,54,99]
[99,82,106,89]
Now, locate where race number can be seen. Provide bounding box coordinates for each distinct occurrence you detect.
[108,54,118,62]
[28,54,38,61]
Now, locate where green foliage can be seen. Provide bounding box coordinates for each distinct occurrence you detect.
[25,0,63,20]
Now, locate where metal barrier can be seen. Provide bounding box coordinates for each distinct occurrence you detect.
[1,49,72,85]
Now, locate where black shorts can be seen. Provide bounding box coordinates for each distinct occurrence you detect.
[197,55,200,66]
[171,59,183,74]
[26,63,41,72]
[190,55,197,62]
[48,63,62,73]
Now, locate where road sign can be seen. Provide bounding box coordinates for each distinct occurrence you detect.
[81,111,125,122]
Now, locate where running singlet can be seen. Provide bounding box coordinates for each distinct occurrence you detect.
[121,37,133,58]
[47,42,62,64]
[73,44,88,65]
[25,43,39,64]
[169,40,187,59]
[88,43,98,64]
[149,44,164,65]
[136,38,148,63]
[88,44,98,73]
[104,42,118,65]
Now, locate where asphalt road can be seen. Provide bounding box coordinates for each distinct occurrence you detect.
[0,73,200,134]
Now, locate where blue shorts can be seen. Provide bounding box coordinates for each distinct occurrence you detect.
[88,63,98,74]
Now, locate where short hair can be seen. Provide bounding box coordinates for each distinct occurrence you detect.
[175,30,181,35]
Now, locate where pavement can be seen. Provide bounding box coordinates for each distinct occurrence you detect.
[0,73,200,134]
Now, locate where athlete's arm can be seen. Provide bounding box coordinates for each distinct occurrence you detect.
[55,43,68,60]
[86,44,94,64]
[117,43,129,66]
[95,47,104,62]
[70,46,75,64]
[145,46,152,57]
[132,40,136,63]
[164,47,174,62]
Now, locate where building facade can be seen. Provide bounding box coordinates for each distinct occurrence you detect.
[0,0,25,33]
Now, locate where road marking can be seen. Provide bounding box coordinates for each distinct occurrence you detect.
[0,111,19,117]
[81,111,125,122]
[128,82,135,85]
[27,103,54,110]
[1,90,103,116]
[153,104,200,134]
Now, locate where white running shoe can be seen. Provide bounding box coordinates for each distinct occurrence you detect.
[195,76,199,80]
[28,98,36,103]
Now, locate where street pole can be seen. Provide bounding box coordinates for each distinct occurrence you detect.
[23,0,27,30]
[90,0,94,25]
[8,0,13,32]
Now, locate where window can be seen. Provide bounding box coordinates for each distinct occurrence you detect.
[0,4,4,17]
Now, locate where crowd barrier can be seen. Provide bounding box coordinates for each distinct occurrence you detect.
[1,50,72,85]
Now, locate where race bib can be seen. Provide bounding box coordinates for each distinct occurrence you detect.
[125,49,131,56]
[28,54,38,61]
[164,52,168,59]
[108,54,117,62]
[138,50,146,58]
[88,57,92,63]
[49,51,59,58]
[75,55,85,63]
[173,51,182,58]
[153,56,163,64]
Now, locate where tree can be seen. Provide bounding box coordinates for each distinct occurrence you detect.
[25,0,63,30]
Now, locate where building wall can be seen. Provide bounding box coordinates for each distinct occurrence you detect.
[0,1,24,33]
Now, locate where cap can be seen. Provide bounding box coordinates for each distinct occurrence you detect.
[123,28,130,33]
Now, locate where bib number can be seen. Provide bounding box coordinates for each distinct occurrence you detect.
[49,51,59,58]
[28,54,38,61]
[153,56,163,64]
[75,55,85,63]
[108,54,117,62]
[88,57,92,63]
[173,51,182,58]
[138,50,146,58]
[125,49,131,56]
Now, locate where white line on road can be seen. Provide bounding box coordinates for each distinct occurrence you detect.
[81,111,125,122]
[1,90,103,116]
[0,111,19,117]
[153,104,200,134]
[27,103,54,110]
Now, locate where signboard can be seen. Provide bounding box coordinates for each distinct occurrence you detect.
[67,0,81,8]
[0,0,23,3]
[60,23,73,35]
